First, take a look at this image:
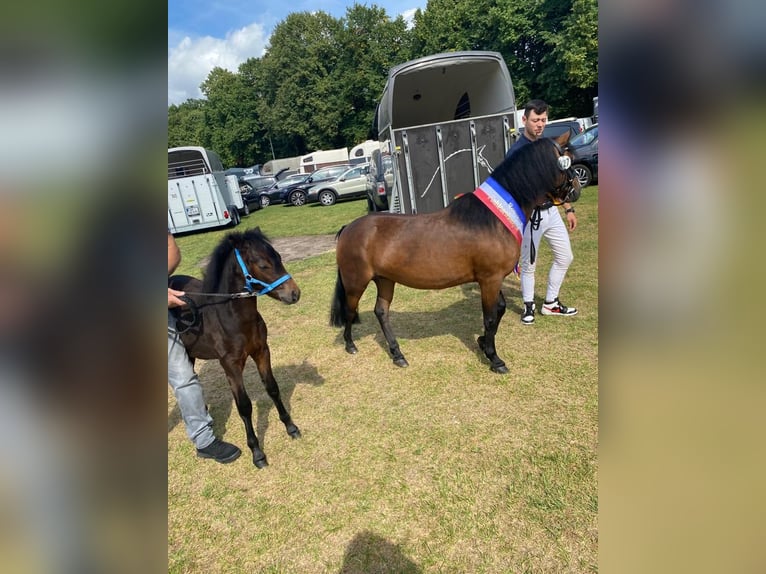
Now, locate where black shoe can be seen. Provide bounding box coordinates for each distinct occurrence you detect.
[196,439,241,464]
[521,301,535,325]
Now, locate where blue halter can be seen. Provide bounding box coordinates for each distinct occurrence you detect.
[234,248,291,296]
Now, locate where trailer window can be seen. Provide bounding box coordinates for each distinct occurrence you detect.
[454,92,471,120]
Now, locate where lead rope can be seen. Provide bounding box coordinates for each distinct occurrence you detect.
[528,206,542,265]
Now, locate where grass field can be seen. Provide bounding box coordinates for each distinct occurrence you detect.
[169,189,598,573]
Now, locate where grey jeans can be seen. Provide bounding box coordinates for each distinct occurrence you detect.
[168,312,214,449]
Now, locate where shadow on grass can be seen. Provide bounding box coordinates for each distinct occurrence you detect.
[167,359,325,451]
[332,280,525,366]
[339,530,421,574]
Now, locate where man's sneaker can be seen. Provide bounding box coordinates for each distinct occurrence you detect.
[541,298,578,316]
[521,302,535,325]
[196,439,241,464]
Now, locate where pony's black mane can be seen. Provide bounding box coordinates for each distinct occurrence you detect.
[447,193,503,232]
[447,138,560,233]
[491,138,560,205]
[202,228,276,292]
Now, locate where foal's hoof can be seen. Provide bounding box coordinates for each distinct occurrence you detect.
[393,357,409,368]
[345,343,358,355]
[490,362,509,374]
[253,455,269,469]
[287,426,302,439]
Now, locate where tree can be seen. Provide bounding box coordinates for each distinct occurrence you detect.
[200,67,263,167]
[256,11,346,155]
[411,0,598,117]
[167,99,206,148]
[335,4,414,144]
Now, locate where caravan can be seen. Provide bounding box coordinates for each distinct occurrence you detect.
[299,148,349,173]
[349,140,379,166]
[168,146,246,234]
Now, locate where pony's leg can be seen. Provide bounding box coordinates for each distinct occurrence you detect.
[373,277,408,368]
[220,357,269,468]
[250,332,301,442]
[341,287,365,355]
[477,285,509,374]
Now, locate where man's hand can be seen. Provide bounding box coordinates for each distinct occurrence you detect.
[566,211,577,231]
[168,288,187,308]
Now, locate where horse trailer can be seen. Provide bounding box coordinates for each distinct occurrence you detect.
[168,146,245,234]
[374,51,517,214]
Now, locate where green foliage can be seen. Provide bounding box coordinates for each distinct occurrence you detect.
[167,1,598,164]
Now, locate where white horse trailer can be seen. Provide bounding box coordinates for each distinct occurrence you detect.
[374,51,517,215]
[167,146,245,234]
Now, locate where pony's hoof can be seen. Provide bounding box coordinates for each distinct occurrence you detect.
[253,455,269,469]
[491,362,508,374]
[393,357,409,368]
[288,426,302,439]
[345,344,358,355]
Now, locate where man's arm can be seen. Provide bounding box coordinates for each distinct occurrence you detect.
[168,232,181,275]
[168,232,186,308]
[563,203,577,231]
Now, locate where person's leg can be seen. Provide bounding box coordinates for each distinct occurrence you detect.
[167,313,215,449]
[541,210,577,315]
[519,219,539,323]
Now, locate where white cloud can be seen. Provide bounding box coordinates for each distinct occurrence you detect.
[401,8,418,29]
[168,22,268,106]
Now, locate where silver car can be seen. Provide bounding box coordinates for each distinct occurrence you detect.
[305,164,371,206]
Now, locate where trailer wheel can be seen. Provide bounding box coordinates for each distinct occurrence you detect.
[228,206,241,226]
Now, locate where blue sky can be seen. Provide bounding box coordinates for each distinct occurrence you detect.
[168,0,426,105]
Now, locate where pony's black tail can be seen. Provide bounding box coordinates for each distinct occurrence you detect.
[330,269,359,327]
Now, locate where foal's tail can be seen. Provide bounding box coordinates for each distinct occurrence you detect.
[329,269,359,327]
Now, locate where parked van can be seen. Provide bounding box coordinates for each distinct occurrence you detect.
[167,146,246,234]
[374,51,516,214]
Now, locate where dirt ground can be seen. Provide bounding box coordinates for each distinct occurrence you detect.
[270,234,337,262]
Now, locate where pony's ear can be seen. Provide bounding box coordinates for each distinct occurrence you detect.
[554,130,571,147]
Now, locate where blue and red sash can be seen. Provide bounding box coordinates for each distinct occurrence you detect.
[473,177,526,246]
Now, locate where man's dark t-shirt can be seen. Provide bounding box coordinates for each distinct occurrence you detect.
[505,133,534,160]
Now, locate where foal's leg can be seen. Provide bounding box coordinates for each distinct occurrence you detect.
[476,283,509,374]
[373,277,408,368]
[250,320,301,442]
[219,356,269,468]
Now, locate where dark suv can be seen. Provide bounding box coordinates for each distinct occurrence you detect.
[543,119,582,140]
[282,164,351,206]
[519,118,582,143]
[568,124,598,187]
[366,149,393,212]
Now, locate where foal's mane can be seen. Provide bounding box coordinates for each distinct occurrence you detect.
[448,138,560,232]
[202,228,276,292]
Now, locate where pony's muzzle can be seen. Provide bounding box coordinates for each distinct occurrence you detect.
[278,281,301,304]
